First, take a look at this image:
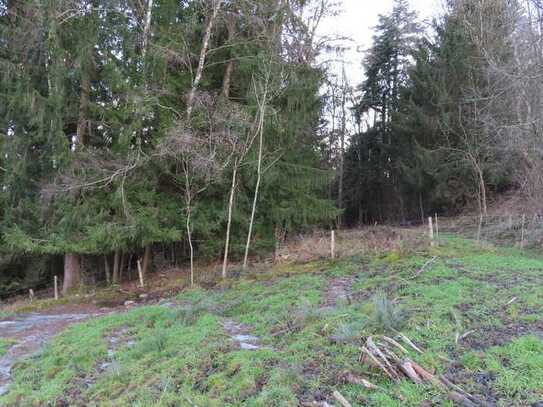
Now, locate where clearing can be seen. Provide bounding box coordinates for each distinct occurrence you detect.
[1,234,543,406]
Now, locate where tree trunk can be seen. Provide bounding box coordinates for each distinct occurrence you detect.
[75,74,90,148]
[184,165,195,287]
[104,255,110,284]
[112,250,120,284]
[338,65,347,228]
[63,253,81,294]
[222,59,234,98]
[222,161,239,278]
[119,253,126,283]
[221,12,235,98]
[142,245,151,275]
[186,0,223,118]
[243,73,270,269]
[141,0,154,58]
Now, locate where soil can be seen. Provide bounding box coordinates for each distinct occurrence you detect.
[322,277,354,308]
[0,308,112,396]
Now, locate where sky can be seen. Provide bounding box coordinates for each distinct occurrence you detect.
[318,0,444,84]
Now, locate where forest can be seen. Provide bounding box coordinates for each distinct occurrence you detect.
[1,0,542,296]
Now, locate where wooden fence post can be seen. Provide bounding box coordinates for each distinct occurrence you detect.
[331,230,335,259]
[428,217,434,246]
[54,276,58,300]
[137,259,145,288]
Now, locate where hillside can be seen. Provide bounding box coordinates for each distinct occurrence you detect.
[1,236,543,406]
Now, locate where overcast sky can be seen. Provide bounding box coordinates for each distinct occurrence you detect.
[318,0,444,84]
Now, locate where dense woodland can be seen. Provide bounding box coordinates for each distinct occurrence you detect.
[1,0,542,296]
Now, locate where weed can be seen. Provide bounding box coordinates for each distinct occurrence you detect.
[368,290,407,333]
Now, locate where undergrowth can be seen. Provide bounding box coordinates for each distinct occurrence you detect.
[2,236,543,406]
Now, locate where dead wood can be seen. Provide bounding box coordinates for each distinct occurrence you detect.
[361,335,486,406]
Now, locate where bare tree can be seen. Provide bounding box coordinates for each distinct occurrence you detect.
[242,71,271,269]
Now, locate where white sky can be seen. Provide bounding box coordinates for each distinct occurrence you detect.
[318,0,444,84]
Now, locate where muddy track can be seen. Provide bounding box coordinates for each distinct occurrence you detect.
[0,310,112,396]
[322,277,354,308]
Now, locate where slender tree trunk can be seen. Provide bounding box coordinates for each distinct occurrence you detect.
[184,167,195,287]
[75,75,90,148]
[221,12,235,98]
[142,245,151,276]
[243,75,269,269]
[112,250,120,283]
[338,66,347,228]
[104,255,110,284]
[141,0,154,58]
[63,253,81,294]
[222,60,234,98]
[186,0,223,118]
[222,160,239,278]
[186,208,194,286]
[119,253,126,283]
[243,124,264,269]
[126,253,133,281]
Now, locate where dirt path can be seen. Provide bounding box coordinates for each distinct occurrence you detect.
[220,319,261,350]
[322,277,354,308]
[0,308,113,396]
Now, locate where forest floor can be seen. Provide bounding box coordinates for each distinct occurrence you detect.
[1,234,543,406]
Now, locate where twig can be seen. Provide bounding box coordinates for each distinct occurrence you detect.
[412,256,437,278]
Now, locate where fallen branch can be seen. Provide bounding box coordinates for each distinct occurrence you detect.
[332,391,352,407]
[360,335,485,406]
[341,371,379,389]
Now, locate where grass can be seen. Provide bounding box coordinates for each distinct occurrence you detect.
[0,338,16,357]
[2,235,543,406]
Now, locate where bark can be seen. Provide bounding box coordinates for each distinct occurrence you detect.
[63,253,81,294]
[119,253,126,282]
[222,160,238,278]
[104,255,110,284]
[186,0,223,118]
[141,0,154,58]
[142,245,151,275]
[184,166,195,287]
[338,66,347,228]
[75,74,90,148]
[112,250,120,284]
[222,59,234,98]
[221,12,235,98]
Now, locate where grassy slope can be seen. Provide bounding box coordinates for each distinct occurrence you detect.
[2,236,543,406]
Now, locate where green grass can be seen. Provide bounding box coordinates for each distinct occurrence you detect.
[2,236,543,406]
[0,338,16,357]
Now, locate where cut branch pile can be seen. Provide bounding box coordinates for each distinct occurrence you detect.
[360,334,485,407]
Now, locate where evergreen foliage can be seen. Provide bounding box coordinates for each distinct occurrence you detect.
[0,0,337,293]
